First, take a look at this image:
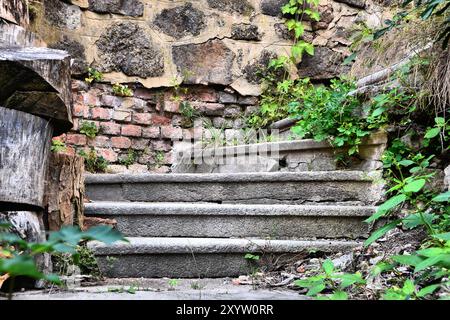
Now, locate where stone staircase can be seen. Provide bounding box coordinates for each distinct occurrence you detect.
[85,138,385,278]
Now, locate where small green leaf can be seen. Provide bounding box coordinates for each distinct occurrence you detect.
[417,284,440,297]
[307,283,326,296]
[329,291,348,300]
[398,160,414,166]
[433,232,450,241]
[365,195,406,223]
[403,179,426,193]
[364,220,400,247]
[432,191,450,202]
[414,255,443,273]
[392,254,424,267]
[402,212,436,229]
[402,279,415,295]
[322,259,334,275]
[424,127,440,139]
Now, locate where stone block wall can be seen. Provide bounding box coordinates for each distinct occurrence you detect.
[27,0,393,173]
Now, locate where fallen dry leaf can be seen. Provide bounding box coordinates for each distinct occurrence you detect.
[0,273,10,289]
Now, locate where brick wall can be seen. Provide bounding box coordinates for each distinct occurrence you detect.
[58,80,259,173]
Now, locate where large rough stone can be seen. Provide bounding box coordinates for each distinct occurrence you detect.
[297,46,349,80]
[244,50,283,84]
[96,22,164,78]
[172,39,235,85]
[231,24,262,41]
[43,0,81,30]
[207,0,254,15]
[334,0,366,9]
[49,36,87,76]
[88,0,144,17]
[260,0,288,17]
[311,5,334,30]
[153,3,206,39]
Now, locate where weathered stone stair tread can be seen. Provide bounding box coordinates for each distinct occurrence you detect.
[89,237,362,254]
[187,131,387,158]
[85,202,376,238]
[85,171,383,204]
[86,171,379,183]
[85,201,376,216]
[88,237,362,278]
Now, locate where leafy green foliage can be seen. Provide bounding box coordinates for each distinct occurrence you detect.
[281,0,319,63]
[287,77,388,155]
[51,139,67,153]
[120,149,138,168]
[112,83,133,97]
[294,259,365,299]
[374,0,450,48]
[0,223,125,298]
[79,121,99,138]
[244,253,260,261]
[85,67,103,84]
[78,148,109,173]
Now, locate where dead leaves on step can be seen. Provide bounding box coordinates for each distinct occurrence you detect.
[0,246,13,289]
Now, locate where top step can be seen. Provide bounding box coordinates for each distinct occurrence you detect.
[85,171,384,205]
[172,131,387,173]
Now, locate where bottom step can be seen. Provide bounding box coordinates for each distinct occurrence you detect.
[89,237,361,278]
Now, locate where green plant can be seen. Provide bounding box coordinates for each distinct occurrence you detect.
[78,148,109,173]
[281,0,319,63]
[52,244,102,280]
[168,279,179,288]
[85,67,103,84]
[287,77,389,155]
[112,83,133,97]
[294,259,366,299]
[79,121,99,138]
[120,149,138,168]
[153,151,165,168]
[374,0,450,48]
[0,223,125,299]
[51,139,67,153]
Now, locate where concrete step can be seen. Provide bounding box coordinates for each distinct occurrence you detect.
[85,171,384,205]
[88,237,362,278]
[85,202,376,239]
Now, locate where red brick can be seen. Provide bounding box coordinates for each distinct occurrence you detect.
[111,137,132,149]
[164,100,180,113]
[131,138,149,150]
[191,102,224,116]
[97,148,118,162]
[151,140,172,151]
[91,107,111,120]
[151,114,171,125]
[161,126,183,140]
[134,88,157,102]
[100,122,121,135]
[83,92,100,106]
[65,134,87,146]
[142,126,160,138]
[121,124,142,137]
[72,103,90,118]
[101,94,122,108]
[88,136,111,148]
[189,87,218,102]
[113,110,132,122]
[133,113,152,125]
